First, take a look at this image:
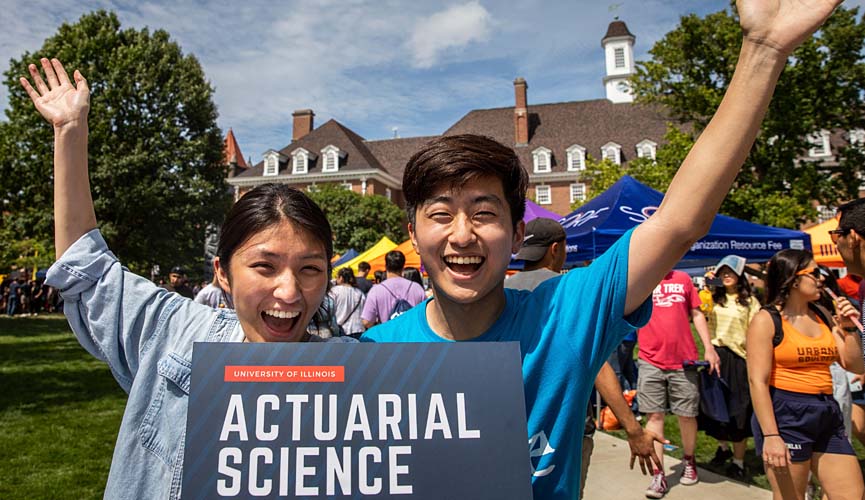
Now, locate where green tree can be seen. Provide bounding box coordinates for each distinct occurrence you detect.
[0,11,229,273]
[631,6,865,228]
[307,185,407,254]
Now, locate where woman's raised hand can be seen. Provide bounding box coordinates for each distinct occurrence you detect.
[737,0,844,56]
[19,58,89,129]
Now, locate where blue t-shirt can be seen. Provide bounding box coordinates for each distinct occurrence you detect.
[362,228,651,499]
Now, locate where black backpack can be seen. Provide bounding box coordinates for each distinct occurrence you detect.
[762,302,834,347]
[381,284,413,320]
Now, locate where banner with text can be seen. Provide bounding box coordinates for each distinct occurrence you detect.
[181,342,531,499]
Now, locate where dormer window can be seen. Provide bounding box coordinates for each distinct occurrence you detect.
[601,142,622,165]
[320,145,342,173]
[636,140,657,160]
[532,147,552,173]
[808,130,831,158]
[850,129,865,147]
[292,148,309,174]
[263,152,279,176]
[566,145,586,171]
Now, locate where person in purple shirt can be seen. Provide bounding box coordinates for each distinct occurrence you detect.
[361,250,426,327]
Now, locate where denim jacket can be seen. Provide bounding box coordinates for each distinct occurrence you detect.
[47,229,353,499]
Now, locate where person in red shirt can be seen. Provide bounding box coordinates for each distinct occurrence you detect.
[638,270,719,498]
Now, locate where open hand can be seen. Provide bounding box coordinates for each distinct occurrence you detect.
[737,0,843,55]
[628,427,669,475]
[19,58,89,129]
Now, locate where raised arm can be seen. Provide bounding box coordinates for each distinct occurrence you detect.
[625,0,843,314]
[19,58,95,258]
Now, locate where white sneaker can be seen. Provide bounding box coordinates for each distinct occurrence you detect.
[645,472,667,498]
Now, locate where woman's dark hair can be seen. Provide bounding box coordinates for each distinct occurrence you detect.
[336,267,357,287]
[374,270,385,284]
[402,134,528,229]
[403,267,424,288]
[765,249,815,306]
[217,184,333,278]
[711,266,753,308]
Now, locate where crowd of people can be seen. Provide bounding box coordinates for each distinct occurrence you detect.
[16,1,861,498]
[0,271,62,316]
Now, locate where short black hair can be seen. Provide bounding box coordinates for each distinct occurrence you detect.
[385,250,406,273]
[838,198,865,236]
[402,134,528,229]
[357,261,371,273]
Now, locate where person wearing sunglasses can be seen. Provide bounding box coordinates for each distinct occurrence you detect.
[747,249,864,499]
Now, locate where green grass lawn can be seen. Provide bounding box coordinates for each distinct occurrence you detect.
[0,314,125,499]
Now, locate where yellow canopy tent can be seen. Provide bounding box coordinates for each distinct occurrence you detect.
[367,239,422,273]
[805,218,844,267]
[332,237,397,277]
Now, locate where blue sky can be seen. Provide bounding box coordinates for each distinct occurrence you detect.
[4,0,864,165]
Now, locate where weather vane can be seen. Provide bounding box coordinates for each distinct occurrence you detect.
[609,2,623,17]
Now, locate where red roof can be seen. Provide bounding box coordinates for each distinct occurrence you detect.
[224,129,249,168]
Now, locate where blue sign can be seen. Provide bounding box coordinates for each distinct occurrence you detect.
[182,342,532,499]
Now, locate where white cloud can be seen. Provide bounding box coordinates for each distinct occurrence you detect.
[408,1,492,68]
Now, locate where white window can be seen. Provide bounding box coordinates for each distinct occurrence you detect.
[263,154,278,176]
[636,140,657,160]
[614,47,625,68]
[532,147,552,173]
[292,148,309,174]
[850,129,865,147]
[385,188,392,201]
[817,205,837,223]
[340,183,353,191]
[321,145,340,173]
[535,185,552,205]
[570,183,586,204]
[808,130,831,158]
[566,145,586,171]
[601,142,622,165]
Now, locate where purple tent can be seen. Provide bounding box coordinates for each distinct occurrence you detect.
[523,200,562,222]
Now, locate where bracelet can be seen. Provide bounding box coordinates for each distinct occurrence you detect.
[843,327,859,334]
[763,433,781,438]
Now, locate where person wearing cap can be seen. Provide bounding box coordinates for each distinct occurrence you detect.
[702,255,760,480]
[504,218,567,290]
[506,218,665,498]
[161,266,194,299]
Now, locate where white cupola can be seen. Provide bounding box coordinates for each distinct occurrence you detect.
[602,18,635,103]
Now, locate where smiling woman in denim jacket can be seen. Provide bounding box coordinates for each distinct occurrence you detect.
[20,59,353,499]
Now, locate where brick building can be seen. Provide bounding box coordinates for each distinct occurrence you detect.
[225,19,679,215]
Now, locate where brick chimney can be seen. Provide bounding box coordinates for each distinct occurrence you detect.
[513,78,529,146]
[292,109,315,141]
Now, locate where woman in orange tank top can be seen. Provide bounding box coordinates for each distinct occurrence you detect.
[747,249,864,499]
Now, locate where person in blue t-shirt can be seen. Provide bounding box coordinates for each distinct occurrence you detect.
[362,3,841,498]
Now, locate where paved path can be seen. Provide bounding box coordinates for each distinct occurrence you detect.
[583,432,772,499]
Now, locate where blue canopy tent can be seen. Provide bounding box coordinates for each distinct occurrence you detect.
[558,176,810,268]
[331,249,359,268]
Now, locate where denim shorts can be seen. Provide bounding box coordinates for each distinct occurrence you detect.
[752,387,854,462]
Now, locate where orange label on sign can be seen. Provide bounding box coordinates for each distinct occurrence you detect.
[224,366,344,382]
